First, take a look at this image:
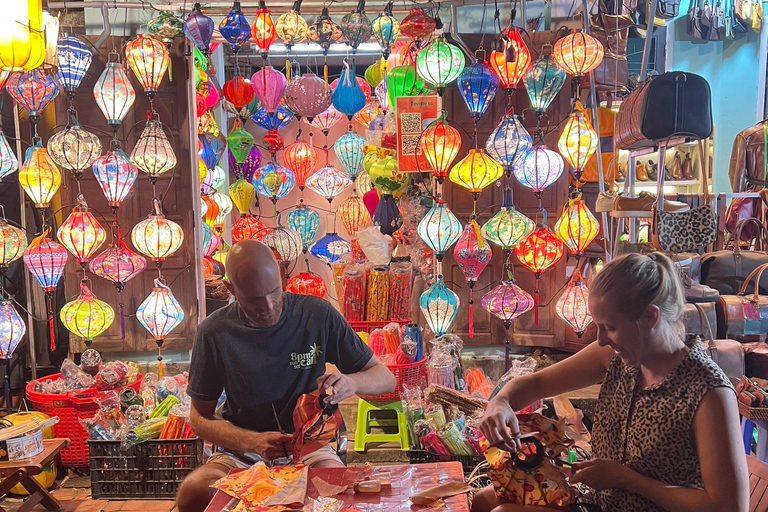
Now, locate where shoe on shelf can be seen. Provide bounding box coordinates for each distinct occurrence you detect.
[670,152,684,180]
[647,160,658,181]
[682,152,694,180]
[612,193,690,218]
[636,160,649,181]
[680,272,720,303]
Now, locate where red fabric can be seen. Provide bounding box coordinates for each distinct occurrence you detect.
[292,389,342,460]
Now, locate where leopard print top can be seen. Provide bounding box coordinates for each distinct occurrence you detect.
[591,342,733,512]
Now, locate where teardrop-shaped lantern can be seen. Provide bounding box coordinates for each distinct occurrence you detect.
[283,140,322,190]
[184,3,215,55]
[415,37,465,95]
[458,60,499,120]
[524,54,566,116]
[130,120,177,179]
[556,269,593,337]
[305,164,352,204]
[57,198,107,266]
[229,145,262,182]
[449,149,503,197]
[0,219,26,269]
[287,205,320,252]
[229,178,256,215]
[93,62,136,129]
[223,76,255,109]
[124,35,170,100]
[481,188,535,252]
[417,200,462,262]
[339,194,371,238]
[373,193,401,235]
[334,131,366,181]
[137,279,184,341]
[218,2,251,52]
[419,276,460,337]
[420,117,461,182]
[227,119,254,165]
[93,149,138,210]
[276,9,308,50]
[332,61,367,119]
[19,146,62,210]
[557,103,598,180]
[251,2,277,58]
[552,30,604,79]
[485,112,532,177]
[47,124,102,176]
[285,73,332,121]
[341,4,373,52]
[372,2,399,58]
[60,281,115,345]
[231,214,270,244]
[0,130,19,180]
[286,272,326,297]
[147,11,184,44]
[400,8,435,40]
[454,219,492,339]
[553,198,600,256]
[253,162,296,202]
[56,35,93,98]
[0,300,25,359]
[6,69,59,121]
[23,230,67,292]
[131,202,184,263]
[489,28,532,91]
[251,66,287,113]
[311,106,345,136]
[482,279,534,367]
[311,232,351,265]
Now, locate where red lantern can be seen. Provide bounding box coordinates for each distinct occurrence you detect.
[263,130,284,156]
[23,229,67,350]
[202,195,220,228]
[231,214,271,244]
[514,224,564,325]
[283,140,324,190]
[286,271,326,297]
[420,118,461,182]
[57,198,107,267]
[553,198,600,256]
[556,269,593,337]
[222,76,255,109]
[453,219,492,338]
[489,28,531,92]
[338,193,371,238]
[399,8,436,40]
[552,30,604,80]
[251,2,277,58]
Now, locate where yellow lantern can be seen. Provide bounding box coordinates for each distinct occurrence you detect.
[229,178,256,216]
[0,0,45,71]
[19,146,62,209]
[124,35,170,100]
[449,149,503,199]
[41,11,60,70]
[557,102,598,181]
[60,281,115,346]
[553,197,600,256]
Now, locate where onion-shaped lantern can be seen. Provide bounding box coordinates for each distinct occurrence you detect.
[0,219,26,271]
[253,162,296,203]
[47,123,101,179]
[515,224,564,325]
[253,105,294,131]
[229,145,262,182]
[223,76,255,109]
[514,145,565,198]
[60,281,115,346]
[415,37,465,95]
[286,272,326,297]
[553,197,600,256]
[341,2,373,52]
[0,299,25,362]
[130,120,177,180]
[262,225,303,262]
[285,73,332,121]
[124,35,169,100]
[287,205,320,252]
[458,59,499,120]
[305,165,352,204]
[557,103,598,181]
[251,66,287,113]
[556,269,592,337]
[481,280,534,368]
[229,178,256,215]
[93,61,136,129]
[372,2,399,58]
[184,3,215,55]
[481,187,535,255]
[420,117,461,182]
[218,2,251,52]
[231,214,270,244]
[6,69,59,123]
[251,2,277,59]
[339,194,371,238]
[23,230,67,349]
[419,275,459,337]
[524,53,566,117]
[449,149,503,201]
[18,145,62,210]
[368,155,409,194]
[0,0,45,72]
[227,119,254,165]
[400,8,435,40]
[276,8,308,51]
[137,279,185,374]
[334,131,366,181]
[332,61,367,119]
[56,35,93,98]
[311,232,351,265]
[454,219,492,338]
[307,7,343,54]
[417,200,462,263]
[489,27,531,92]
[0,131,19,180]
[283,140,322,190]
[486,112,532,177]
[147,11,184,45]
[57,197,107,266]
[92,149,138,211]
[131,201,184,265]
[311,106,344,136]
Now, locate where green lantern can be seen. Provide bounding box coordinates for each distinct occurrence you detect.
[365,59,385,87]
[415,37,466,96]
[480,187,535,253]
[363,150,380,173]
[387,65,421,110]
[368,156,410,194]
[226,120,254,165]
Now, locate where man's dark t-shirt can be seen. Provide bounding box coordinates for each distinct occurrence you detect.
[187,293,373,433]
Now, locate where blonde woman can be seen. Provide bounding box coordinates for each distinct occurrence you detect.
[472,253,748,512]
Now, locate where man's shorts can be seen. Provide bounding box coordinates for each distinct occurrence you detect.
[205,444,342,470]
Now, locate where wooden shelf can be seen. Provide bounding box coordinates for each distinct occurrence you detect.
[633,180,699,186]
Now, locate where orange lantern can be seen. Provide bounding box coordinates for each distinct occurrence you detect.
[231,214,270,244]
[338,193,371,238]
[556,269,592,337]
[553,197,599,257]
[124,34,170,100]
[222,76,255,109]
[57,197,107,267]
[420,117,461,183]
[557,102,598,181]
[449,149,503,205]
[489,28,531,93]
[515,224,564,325]
[201,195,220,228]
[283,140,323,190]
[251,2,277,59]
[552,30,603,90]
[131,201,184,264]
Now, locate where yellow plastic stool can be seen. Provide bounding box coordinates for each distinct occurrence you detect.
[354,399,410,452]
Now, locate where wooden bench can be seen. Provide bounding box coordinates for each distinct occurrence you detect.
[0,438,69,512]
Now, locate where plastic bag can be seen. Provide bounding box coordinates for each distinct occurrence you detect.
[490,357,538,400]
[125,404,148,428]
[61,359,95,391]
[94,361,130,391]
[80,391,127,440]
[140,372,159,414]
[156,376,180,402]
[121,417,167,450]
[357,227,393,266]
[80,349,102,376]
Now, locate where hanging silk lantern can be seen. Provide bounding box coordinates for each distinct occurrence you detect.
[0,131,19,180]
[373,194,401,236]
[334,131,366,181]
[253,105,294,131]
[449,149,504,199]
[481,187,535,253]
[283,140,322,190]
[375,79,388,110]
[341,2,373,52]
[419,276,459,337]
[365,59,386,87]
[311,232,351,264]
[219,2,251,52]
[56,35,92,98]
[515,224,564,324]
[339,194,371,238]
[307,8,343,54]
[557,104,598,180]
[0,298,24,365]
[285,73,332,121]
[286,272,326,297]
[306,165,352,203]
[147,11,184,44]
[23,230,66,349]
[47,123,101,177]
[458,59,499,120]
[253,162,296,202]
[489,27,531,92]
[0,219,26,270]
[287,205,320,252]
[482,280,534,368]
[387,65,418,111]
[556,269,592,337]
[19,145,62,210]
[311,106,344,136]
[227,119,254,165]
[330,74,373,104]
[229,145,262,182]
[552,30,604,81]
[0,0,45,72]
[229,178,256,215]
[332,61,367,119]
[420,117,461,182]
[93,61,136,129]
[223,76,255,109]
[372,2,399,58]
[125,35,169,100]
[263,130,284,158]
[368,155,409,194]
[251,2,277,58]
[251,66,287,113]
[184,3,215,55]
[201,195,220,228]
[417,201,462,262]
[130,120,177,179]
[514,145,565,197]
[276,8,308,51]
[524,54,566,117]
[454,219,492,337]
[198,133,224,171]
[137,278,184,375]
[211,191,234,226]
[57,199,107,266]
[553,198,600,256]
[201,222,221,257]
[400,8,435,40]
[358,170,373,196]
[6,69,59,122]
[60,281,114,346]
[415,37,465,95]
[131,203,184,263]
[485,113,532,178]
[209,166,227,191]
[354,101,382,129]
[261,225,302,262]
[231,214,269,244]
[224,86,258,120]
[92,149,138,211]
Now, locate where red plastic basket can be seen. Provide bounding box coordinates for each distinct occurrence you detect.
[26,373,144,468]
[348,320,411,333]
[358,358,427,403]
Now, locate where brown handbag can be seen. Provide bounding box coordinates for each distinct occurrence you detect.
[701,218,768,295]
[691,303,745,381]
[587,6,633,93]
[716,263,768,342]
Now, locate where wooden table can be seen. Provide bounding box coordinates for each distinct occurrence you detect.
[205,461,470,512]
[0,438,70,512]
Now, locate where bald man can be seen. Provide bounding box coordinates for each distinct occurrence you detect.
[177,240,396,512]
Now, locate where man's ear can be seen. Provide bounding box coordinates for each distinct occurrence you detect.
[223,279,234,295]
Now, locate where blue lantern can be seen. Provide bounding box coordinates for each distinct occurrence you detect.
[253,162,295,201]
[334,131,366,180]
[0,131,19,180]
[0,299,25,360]
[287,205,320,252]
[419,276,459,337]
[185,2,215,55]
[253,105,294,131]
[332,60,367,119]
[206,133,226,167]
[56,35,93,99]
[457,60,499,120]
[218,2,251,52]
[524,54,566,117]
[485,113,533,177]
[372,194,402,236]
[199,135,215,170]
[310,232,351,265]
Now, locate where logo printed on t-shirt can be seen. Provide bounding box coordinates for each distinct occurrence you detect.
[291,343,321,370]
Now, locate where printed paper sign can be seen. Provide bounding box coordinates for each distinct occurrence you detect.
[396,95,439,172]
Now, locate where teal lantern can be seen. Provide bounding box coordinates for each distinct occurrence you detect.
[287,205,320,253]
[524,54,567,117]
[419,276,459,337]
[332,60,367,120]
[417,201,462,262]
[334,131,366,181]
[415,37,465,96]
[371,1,399,59]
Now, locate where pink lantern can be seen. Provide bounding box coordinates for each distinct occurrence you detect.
[6,69,59,121]
[285,73,332,121]
[251,66,287,113]
[23,230,67,350]
[556,269,593,337]
[310,106,344,135]
[453,219,492,338]
[482,280,534,369]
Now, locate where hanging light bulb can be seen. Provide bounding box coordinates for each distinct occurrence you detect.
[332,60,367,119]
[420,116,461,182]
[311,106,344,136]
[218,1,251,52]
[251,1,277,59]
[19,145,62,210]
[341,0,373,52]
[56,35,93,99]
[47,123,101,179]
[558,103,599,181]
[482,280,534,367]
[334,131,366,181]
[305,165,352,204]
[514,145,565,198]
[276,4,308,51]
[231,214,270,244]
[556,269,593,337]
[419,276,459,337]
[130,120,177,180]
[57,197,107,267]
[338,194,371,238]
[454,219,492,338]
[524,52,566,117]
[552,30,604,83]
[147,11,184,45]
[137,279,185,373]
[458,59,499,120]
[6,69,59,123]
[286,272,326,297]
[417,200,462,262]
[489,27,532,93]
[481,187,535,253]
[372,1,399,59]
[131,201,184,264]
[311,232,351,264]
[485,112,532,177]
[124,35,169,100]
[93,60,136,129]
[287,205,320,252]
[0,0,45,72]
[285,72,332,121]
[0,130,19,180]
[0,219,26,272]
[553,197,600,256]
[92,149,138,211]
[184,2,215,55]
[283,140,322,190]
[449,149,504,200]
[415,37,465,96]
[229,178,256,215]
[251,66,287,113]
[60,281,114,346]
[253,162,296,203]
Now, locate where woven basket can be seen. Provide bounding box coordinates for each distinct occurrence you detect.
[739,402,768,422]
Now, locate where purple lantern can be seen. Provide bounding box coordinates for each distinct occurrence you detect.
[228,146,262,182]
[251,66,287,113]
[481,280,534,369]
[285,73,332,122]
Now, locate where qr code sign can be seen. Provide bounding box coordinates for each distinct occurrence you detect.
[400,112,422,134]
[401,134,420,156]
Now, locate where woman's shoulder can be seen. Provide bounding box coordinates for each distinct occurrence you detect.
[676,341,734,393]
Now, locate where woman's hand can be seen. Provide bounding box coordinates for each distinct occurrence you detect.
[479,398,521,452]
[570,459,632,491]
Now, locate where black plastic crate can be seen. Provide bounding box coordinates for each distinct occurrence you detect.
[89,438,203,499]
[407,450,484,477]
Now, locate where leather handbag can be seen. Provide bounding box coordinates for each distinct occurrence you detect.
[725,198,762,244]
[701,218,768,295]
[735,0,753,27]
[716,263,768,342]
[688,0,711,39]
[587,6,633,93]
[683,301,717,337]
[615,72,713,150]
[651,140,717,253]
[743,342,768,379]
[691,304,745,381]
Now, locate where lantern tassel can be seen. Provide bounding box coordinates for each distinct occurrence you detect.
[120,302,126,340]
[158,347,163,378]
[4,360,10,414]
[286,59,291,82]
[505,338,510,372]
[534,282,540,326]
[468,291,474,338]
[46,294,55,351]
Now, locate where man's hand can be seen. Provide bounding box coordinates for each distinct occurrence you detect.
[251,431,294,460]
[317,373,357,405]
[570,459,632,491]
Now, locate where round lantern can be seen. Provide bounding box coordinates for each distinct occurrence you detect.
[23,231,67,293]
[481,187,535,253]
[524,54,566,116]
[311,106,344,136]
[334,131,366,181]
[0,219,26,270]
[449,149,504,198]
[556,269,592,337]
[286,272,326,297]
[229,178,256,215]
[263,130,284,157]
[229,145,262,182]
[60,281,115,345]
[124,35,169,100]
[557,104,598,180]
[387,65,419,111]
[481,280,534,368]
[93,61,136,129]
[47,123,101,177]
[311,233,351,265]
[489,28,532,92]
[513,145,565,197]
[458,60,499,120]
[130,120,177,180]
[0,131,19,180]
[218,2,251,52]
[184,3,215,55]
[420,118,461,182]
[251,2,277,58]
[283,140,322,190]
[253,162,296,202]
[417,201,462,262]
[515,224,564,324]
[341,7,373,52]
[137,278,184,374]
[486,113,532,177]
[223,76,255,109]
[261,226,302,262]
[92,149,138,211]
[332,62,367,119]
[227,120,254,165]
[419,276,459,337]
[56,35,93,98]
[0,0,45,72]
[307,8,343,53]
[275,9,308,50]
[454,219,492,338]
[0,300,25,360]
[306,165,352,203]
[251,66,287,113]
[372,3,399,58]
[147,11,184,44]
[415,37,465,95]
[553,198,600,256]
[6,69,59,122]
[400,8,435,40]
[287,205,320,252]
[368,155,409,194]
[19,146,62,210]
[339,194,371,238]
[231,214,270,244]
[285,73,332,121]
[131,204,184,263]
[57,199,107,266]
[373,194,401,236]
[552,30,604,80]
